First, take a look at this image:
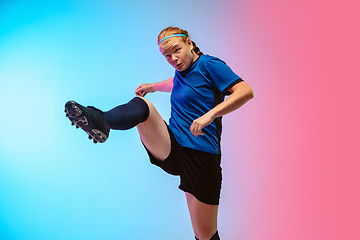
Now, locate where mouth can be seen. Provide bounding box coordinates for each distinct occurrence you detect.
[175,63,183,69]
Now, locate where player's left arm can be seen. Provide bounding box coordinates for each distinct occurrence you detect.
[212,81,254,117]
[190,81,254,137]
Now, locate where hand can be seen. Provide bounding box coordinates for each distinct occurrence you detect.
[135,83,155,97]
[190,113,215,137]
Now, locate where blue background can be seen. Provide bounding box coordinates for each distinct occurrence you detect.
[0,1,239,239]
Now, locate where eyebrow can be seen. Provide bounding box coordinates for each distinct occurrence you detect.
[161,43,180,54]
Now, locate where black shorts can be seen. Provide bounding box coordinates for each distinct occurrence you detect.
[143,123,222,205]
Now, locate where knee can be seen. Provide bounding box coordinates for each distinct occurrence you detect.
[138,97,153,110]
[137,97,157,119]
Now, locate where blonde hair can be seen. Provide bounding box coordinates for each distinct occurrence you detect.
[158,27,203,56]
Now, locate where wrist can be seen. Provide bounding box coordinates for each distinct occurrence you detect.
[207,109,217,120]
[150,83,157,92]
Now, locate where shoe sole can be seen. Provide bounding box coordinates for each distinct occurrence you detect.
[65,101,108,143]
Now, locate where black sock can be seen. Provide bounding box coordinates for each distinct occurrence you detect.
[103,97,149,130]
[210,231,220,240]
[195,231,219,240]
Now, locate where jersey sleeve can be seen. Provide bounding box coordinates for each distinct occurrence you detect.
[206,58,243,95]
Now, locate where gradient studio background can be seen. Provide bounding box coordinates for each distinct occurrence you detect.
[0,0,359,240]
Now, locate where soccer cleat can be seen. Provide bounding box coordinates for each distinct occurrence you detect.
[65,101,110,143]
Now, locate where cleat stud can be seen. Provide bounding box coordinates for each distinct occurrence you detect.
[88,135,92,140]
[93,140,98,144]
[71,122,74,126]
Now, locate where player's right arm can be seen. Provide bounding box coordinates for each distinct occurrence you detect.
[135,77,174,97]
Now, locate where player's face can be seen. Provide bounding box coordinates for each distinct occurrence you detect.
[159,38,198,72]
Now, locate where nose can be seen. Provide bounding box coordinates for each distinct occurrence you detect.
[171,54,178,62]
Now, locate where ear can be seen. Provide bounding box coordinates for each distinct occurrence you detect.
[187,38,193,50]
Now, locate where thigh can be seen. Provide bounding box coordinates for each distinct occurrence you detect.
[186,192,218,240]
[136,98,171,162]
[178,148,222,205]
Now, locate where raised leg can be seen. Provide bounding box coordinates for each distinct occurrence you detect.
[136,98,171,161]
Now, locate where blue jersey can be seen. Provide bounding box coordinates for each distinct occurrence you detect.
[168,55,243,154]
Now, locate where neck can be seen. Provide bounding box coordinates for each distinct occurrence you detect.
[193,53,200,63]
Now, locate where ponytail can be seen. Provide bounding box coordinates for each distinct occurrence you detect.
[192,41,203,56]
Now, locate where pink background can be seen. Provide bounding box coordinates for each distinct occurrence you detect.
[219,0,360,239]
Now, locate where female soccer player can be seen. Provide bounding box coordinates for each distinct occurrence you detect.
[65,26,253,240]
